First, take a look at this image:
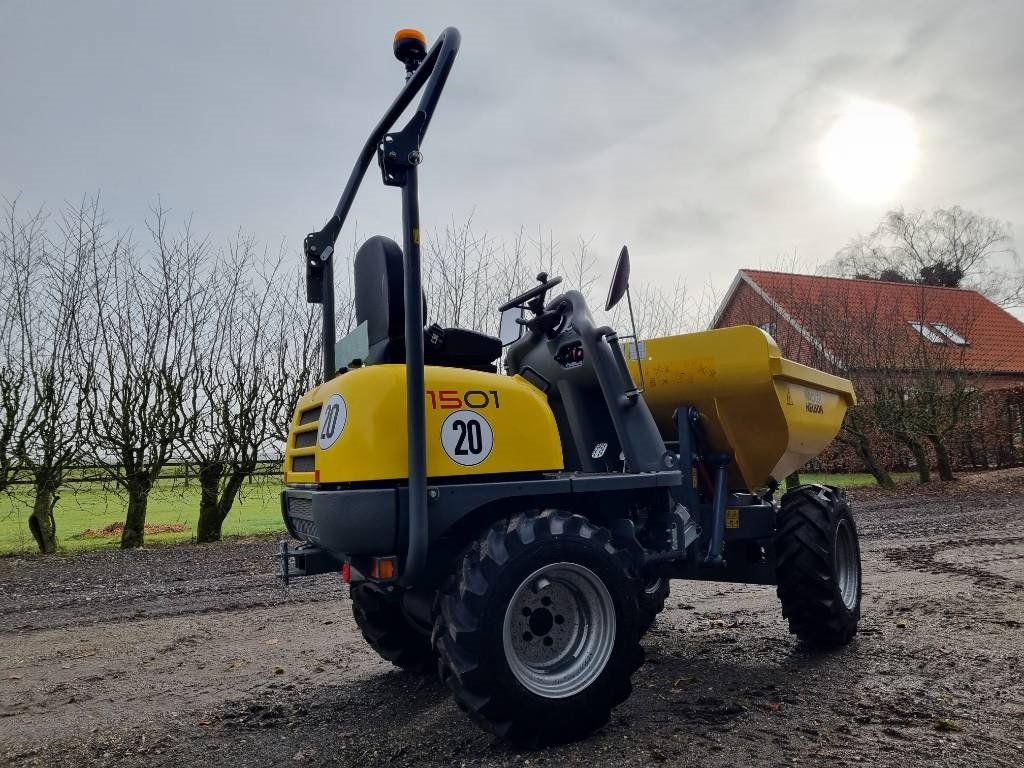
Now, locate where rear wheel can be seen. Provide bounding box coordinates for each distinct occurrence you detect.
[774,485,862,648]
[433,510,644,746]
[351,583,435,672]
[638,576,670,634]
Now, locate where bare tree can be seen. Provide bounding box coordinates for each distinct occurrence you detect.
[269,269,323,444]
[904,337,980,482]
[422,220,603,338]
[13,200,105,551]
[0,198,36,493]
[870,385,932,483]
[833,410,896,489]
[853,284,981,482]
[692,274,723,332]
[0,198,100,552]
[830,206,1019,305]
[614,279,690,339]
[529,227,559,283]
[743,271,986,485]
[83,206,207,548]
[183,237,308,543]
[564,235,598,300]
[424,215,506,332]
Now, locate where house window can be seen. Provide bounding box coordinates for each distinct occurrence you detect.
[931,322,968,345]
[759,322,777,337]
[908,321,945,343]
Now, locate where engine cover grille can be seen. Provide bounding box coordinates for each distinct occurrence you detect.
[287,496,318,540]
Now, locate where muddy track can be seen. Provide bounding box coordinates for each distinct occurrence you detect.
[885,535,1024,590]
[2,476,1023,767]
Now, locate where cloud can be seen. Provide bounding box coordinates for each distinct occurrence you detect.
[1,0,1021,308]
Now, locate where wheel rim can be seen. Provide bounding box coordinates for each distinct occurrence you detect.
[643,577,665,596]
[834,518,860,610]
[502,562,616,699]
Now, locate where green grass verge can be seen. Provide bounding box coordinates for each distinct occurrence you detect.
[1,471,917,555]
[0,478,285,554]
[801,472,915,488]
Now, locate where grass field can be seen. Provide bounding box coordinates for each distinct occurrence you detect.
[801,471,915,488]
[0,478,284,554]
[0,471,913,555]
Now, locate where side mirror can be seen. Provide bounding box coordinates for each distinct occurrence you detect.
[498,306,525,346]
[605,245,631,311]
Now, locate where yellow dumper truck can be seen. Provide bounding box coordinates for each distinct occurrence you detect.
[279,26,862,746]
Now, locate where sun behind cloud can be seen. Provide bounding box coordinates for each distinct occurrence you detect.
[819,99,917,203]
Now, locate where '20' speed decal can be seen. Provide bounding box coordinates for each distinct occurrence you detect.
[317,394,348,450]
[440,410,494,466]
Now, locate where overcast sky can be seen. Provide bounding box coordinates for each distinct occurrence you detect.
[2,1,1022,304]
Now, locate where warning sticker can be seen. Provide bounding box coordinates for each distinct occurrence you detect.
[725,508,740,529]
[440,410,494,467]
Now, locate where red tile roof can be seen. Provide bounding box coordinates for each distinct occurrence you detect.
[734,270,1024,374]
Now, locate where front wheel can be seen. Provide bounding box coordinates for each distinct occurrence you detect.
[774,484,862,648]
[433,510,644,746]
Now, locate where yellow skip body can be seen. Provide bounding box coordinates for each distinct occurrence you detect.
[284,364,563,484]
[625,326,856,489]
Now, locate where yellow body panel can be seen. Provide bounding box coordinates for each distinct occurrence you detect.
[625,326,856,490]
[284,365,563,484]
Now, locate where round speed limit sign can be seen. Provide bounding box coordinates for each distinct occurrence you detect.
[317,394,348,450]
[440,410,494,466]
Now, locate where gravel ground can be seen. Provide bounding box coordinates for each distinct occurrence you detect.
[1,472,1022,767]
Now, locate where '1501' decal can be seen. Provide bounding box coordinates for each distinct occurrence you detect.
[426,389,501,410]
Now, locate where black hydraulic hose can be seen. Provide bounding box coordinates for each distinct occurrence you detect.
[707,459,729,565]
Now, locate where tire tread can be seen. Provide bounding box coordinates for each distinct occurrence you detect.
[774,484,861,648]
[351,584,435,672]
[434,509,644,746]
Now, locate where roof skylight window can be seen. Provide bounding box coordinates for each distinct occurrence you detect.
[930,322,968,345]
[908,321,945,343]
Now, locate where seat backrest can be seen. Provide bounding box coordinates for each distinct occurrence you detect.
[354,235,430,364]
[354,236,405,362]
[354,234,500,370]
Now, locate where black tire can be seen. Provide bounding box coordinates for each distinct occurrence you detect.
[351,583,435,672]
[638,576,670,635]
[774,484,862,648]
[433,510,644,746]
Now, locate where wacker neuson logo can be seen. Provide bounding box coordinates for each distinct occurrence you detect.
[805,388,824,414]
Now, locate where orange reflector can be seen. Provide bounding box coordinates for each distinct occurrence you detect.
[341,562,351,584]
[370,556,398,581]
[394,27,426,45]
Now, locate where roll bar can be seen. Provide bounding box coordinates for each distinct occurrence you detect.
[303,27,461,587]
[304,26,462,377]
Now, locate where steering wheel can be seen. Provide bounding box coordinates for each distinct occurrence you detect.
[498,274,563,313]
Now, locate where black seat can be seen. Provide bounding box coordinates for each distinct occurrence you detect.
[354,236,502,372]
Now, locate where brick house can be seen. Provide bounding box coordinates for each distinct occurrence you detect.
[712,270,1024,471]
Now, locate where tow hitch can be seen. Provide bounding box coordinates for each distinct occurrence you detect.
[276,540,338,587]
